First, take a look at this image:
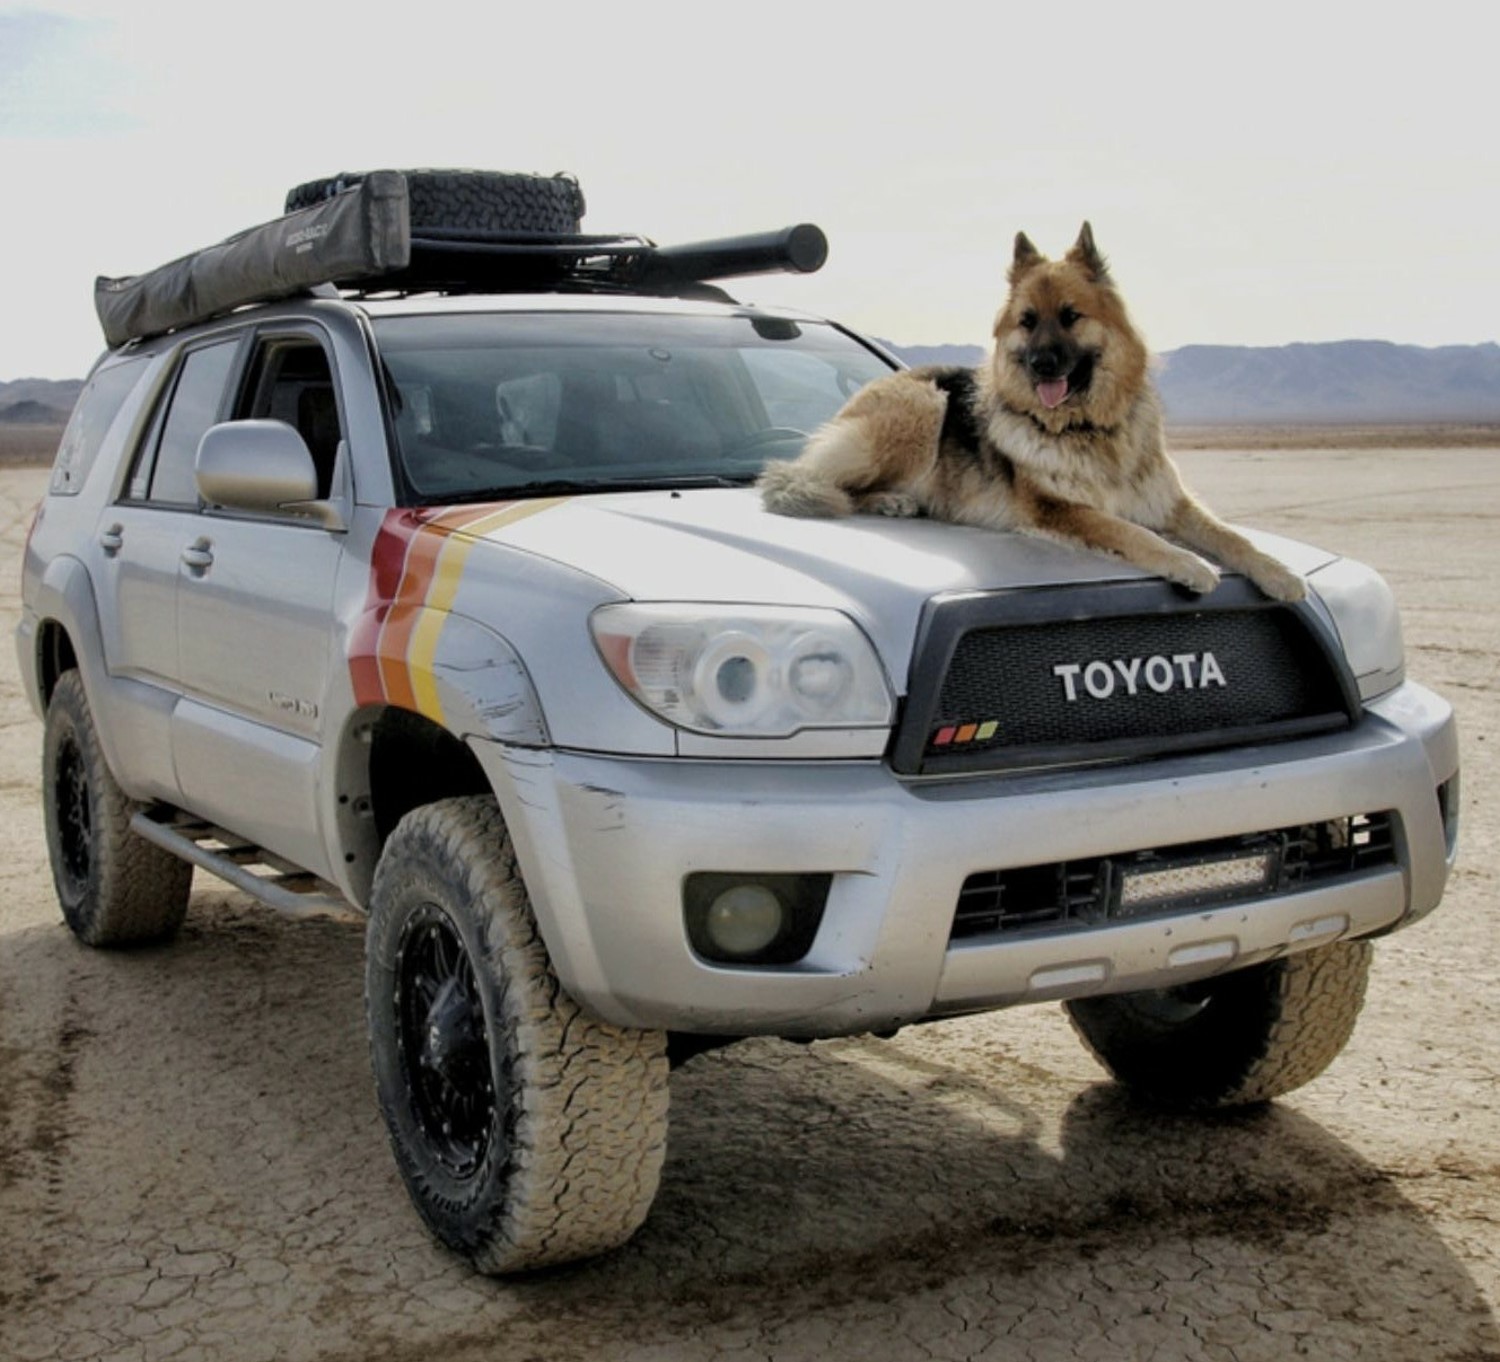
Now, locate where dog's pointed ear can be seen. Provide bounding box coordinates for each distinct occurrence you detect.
[1067,221,1111,282]
[1009,231,1043,284]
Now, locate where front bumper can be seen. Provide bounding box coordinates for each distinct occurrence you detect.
[471,680,1458,1035]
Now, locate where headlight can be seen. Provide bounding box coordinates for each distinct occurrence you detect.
[1307,556,1405,702]
[591,603,894,737]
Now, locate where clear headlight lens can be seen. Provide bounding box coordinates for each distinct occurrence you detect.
[591,603,894,737]
[1307,556,1405,702]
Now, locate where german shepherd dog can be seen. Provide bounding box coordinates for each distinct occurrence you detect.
[758,224,1304,601]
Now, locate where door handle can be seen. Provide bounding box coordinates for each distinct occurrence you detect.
[181,537,214,571]
[99,524,124,555]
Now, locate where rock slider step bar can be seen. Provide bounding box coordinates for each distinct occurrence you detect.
[130,810,361,924]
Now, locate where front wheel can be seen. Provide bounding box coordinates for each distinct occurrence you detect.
[365,796,669,1273]
[42,670,192,946]
[1065,940,1373,1108]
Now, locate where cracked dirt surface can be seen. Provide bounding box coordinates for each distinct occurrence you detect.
[1,448,1497,1361]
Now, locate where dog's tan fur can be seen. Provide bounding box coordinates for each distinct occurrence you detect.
[758,224,1304,601]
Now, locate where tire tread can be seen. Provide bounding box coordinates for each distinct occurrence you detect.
[284,170,585,235]
[1066,940,1372,1109]
[1230,938,1371,1104]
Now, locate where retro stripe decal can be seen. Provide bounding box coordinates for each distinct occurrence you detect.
[349,500,565,721]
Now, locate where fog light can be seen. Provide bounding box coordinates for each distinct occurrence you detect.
[704,884,783,957]
[683,872,833,966]
[1438,773,1460,858]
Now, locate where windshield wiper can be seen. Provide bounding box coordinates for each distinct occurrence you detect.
[424,473,756,505]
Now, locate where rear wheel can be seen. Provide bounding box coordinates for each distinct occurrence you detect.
[42,670,192,946]
[1065,940,1373,1108]
[365,796,669,1273]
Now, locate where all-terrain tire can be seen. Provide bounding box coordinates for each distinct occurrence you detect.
[365,796,668,1273]
[41,670,193,946]
[1065,940,1373,1108]
[284,169,586,235]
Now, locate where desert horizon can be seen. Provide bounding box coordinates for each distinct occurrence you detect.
[1165,422,1500,450]
[7,419,1500,470]
[9,337,1500,433]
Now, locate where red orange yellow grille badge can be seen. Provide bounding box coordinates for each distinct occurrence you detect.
[931,720,1000,747]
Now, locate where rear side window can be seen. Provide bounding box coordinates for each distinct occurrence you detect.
[49,358,150,495]
[138,340,240,505]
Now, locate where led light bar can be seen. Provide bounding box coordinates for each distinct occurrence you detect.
[1119,852,1275,912]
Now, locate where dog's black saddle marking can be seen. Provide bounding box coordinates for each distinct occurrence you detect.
[930,366,1014,485]
[931,367,982,448]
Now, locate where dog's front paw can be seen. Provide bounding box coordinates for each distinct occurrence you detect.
[862,490,921,518]
[1251,560,1306,602]
[1169,553,1221,595]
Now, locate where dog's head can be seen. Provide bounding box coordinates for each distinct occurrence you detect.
[988,222,1149,432]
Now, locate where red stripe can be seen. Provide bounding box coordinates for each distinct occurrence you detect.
[349,510,419,707]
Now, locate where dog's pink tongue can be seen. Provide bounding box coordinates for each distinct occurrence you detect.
[1037,378,1069,409]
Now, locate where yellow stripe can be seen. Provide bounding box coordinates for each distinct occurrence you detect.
[406,500,567,722]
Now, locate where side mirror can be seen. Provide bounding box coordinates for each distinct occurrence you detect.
[196,420,347,530]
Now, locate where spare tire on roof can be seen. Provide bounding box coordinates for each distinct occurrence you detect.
[284,169,586,235]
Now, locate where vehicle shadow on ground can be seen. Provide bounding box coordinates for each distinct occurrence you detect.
[1,896,1496,1362]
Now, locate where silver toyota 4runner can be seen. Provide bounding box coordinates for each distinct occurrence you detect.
[17,171,1460,1273]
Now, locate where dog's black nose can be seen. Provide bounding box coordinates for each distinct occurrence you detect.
[1028,348,1065,379]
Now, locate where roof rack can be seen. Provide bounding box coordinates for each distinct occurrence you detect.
[94,170,828,348]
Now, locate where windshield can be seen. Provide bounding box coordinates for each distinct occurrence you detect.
[371,311,894,502]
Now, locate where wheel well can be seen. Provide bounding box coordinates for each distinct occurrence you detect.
[38,621,78,708]
[368,708,491,846]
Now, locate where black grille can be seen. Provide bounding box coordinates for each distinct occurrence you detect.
[952,812,1398,941]
[892,580,1358,776]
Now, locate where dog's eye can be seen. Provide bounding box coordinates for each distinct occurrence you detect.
[1059,306,1081,328]
[1019,310,1038,332]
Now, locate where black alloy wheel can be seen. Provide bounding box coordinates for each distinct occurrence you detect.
[52,732,93,896]
[394,905,499,1178]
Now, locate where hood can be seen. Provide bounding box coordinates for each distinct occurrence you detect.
[471,488,1338,680]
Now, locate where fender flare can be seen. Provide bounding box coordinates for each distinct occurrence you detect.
[351,606,549,746]
[28,555,133,776]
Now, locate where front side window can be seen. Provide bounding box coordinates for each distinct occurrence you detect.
[235,337,344,499]
[373,312,892,503]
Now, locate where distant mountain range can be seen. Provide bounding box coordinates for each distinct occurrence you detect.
[0,377,81,425]
[6,340,1500,427]
[882,340,1500,424]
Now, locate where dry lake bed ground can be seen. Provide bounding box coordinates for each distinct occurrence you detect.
[1,444,1497,1361]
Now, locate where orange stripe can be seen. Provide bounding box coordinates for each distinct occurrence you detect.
[374,504,509,710]
[377,535,444,708]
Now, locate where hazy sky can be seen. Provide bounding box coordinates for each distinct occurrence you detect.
[3,0,1497,379]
